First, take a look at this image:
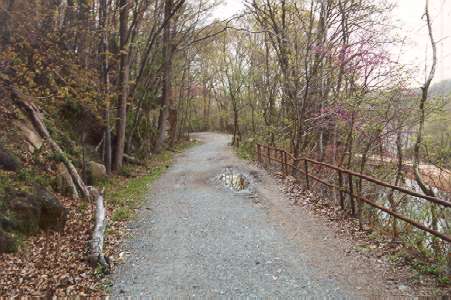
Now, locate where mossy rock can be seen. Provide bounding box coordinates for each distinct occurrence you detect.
[0,215,18,232]
[0,229,17,253]
[0,144,21,172]
[87,161,107,184]
[2,185,68,237]
[6,189,42,234]
[34,185,67,231]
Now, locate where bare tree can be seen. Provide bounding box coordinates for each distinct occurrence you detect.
[113,0,130,171]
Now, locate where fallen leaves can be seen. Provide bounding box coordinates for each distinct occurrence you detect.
[269,167,451,295]
[0,195,111,297]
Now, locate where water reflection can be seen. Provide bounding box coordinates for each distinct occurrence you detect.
[372,178,450,244]
[218,167,250,192]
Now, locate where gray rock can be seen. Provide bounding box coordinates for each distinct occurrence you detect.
[0,185,67,253]
[34,185,67,232]
[0,229,16,253]
[0,144,21,172]
[6,189,42,234]
[4,186,67,234]
[88,161,107,184]
[13,120,43,152]
[56,163,78,198]
[0,215,17,232]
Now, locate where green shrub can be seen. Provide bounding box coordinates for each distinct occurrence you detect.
[111,207,132,222]
[237,137,256,160]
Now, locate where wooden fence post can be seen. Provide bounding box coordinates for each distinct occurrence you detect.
[291,158,297,176]
[267,146,271,166]
[257,144,261,163]
[252,144,451,244]
[279,150,283,173]
[283,151,288,176]
[447,249,451,277]
[281,150,284,174]
[277,150,281,173]
[348,173,355,216]
[338,169,344,209]
[285,151,288,176]
[255,144,258,162]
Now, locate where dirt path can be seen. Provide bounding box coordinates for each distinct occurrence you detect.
[111,132,397,297]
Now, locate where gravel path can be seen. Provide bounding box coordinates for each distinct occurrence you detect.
[111,132,389,298]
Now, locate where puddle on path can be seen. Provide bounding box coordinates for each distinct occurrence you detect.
[218,167,251,192]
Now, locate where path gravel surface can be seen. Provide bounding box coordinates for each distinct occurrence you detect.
[111,132,393,298]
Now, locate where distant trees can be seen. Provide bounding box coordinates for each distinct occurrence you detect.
[0,0,218,173]
[2,0,449,262]
[194,0,406,163]
[155,0,176,153]
[186,0,450,263]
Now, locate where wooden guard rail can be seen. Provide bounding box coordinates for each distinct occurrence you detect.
[256,143,451,243]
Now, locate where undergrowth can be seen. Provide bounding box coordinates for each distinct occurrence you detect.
[236,137,256,160]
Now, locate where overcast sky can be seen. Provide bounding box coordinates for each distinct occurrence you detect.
[212,0,451,85]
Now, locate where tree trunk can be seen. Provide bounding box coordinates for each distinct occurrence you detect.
[78,0,91,68]
[155,0,174,153]
[231,102,240,147]
[113,0,130,171]
[99,0,112,175]
[202,72,210,130]
[61,0,77,51]
[412,0,443,261]
[388,128,403,240]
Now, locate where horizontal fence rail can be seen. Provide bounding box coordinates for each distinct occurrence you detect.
[256,143,451,243]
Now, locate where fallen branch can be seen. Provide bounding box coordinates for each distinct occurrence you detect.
[10,86,90,199]
[88,187,110,272]
[95,134,105,153]
[57,162,80,199]
[124,153,146,166]
[2,74,111,272]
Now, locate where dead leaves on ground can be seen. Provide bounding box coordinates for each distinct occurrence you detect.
[0,194,124,297]
[271,170,451,295]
